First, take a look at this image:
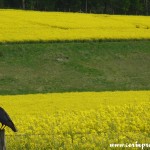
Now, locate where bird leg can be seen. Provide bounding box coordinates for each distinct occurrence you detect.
[0,124,3,130]
[0,124,6,130]
[2,125,6,130]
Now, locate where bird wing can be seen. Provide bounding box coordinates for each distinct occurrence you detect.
[0,107,17,132]
[0,107,12,122]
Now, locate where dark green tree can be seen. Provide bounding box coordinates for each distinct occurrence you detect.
[0,0,4,8]
[0,0,149,15]
[129,0,143,14]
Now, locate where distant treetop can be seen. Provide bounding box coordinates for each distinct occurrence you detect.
[0,0,149,15]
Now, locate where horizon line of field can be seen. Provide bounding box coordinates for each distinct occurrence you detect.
[0,38,150,44]
[1,89,150,96]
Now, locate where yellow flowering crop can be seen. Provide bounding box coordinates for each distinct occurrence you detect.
[0,91,150,149]
[0,9,150,42]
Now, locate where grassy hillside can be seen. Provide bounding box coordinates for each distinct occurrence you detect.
[0,9,150,42]
[0,41,150,95]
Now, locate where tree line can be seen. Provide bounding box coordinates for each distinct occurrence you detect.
[0,0,149,15]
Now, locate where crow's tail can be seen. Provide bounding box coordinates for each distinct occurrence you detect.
[8,121,18,132]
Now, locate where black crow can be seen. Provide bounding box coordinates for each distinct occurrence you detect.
[0,107,17,132]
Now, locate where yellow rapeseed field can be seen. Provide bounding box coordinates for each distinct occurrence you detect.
[0,9,150,42]
[0,91,150,149]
